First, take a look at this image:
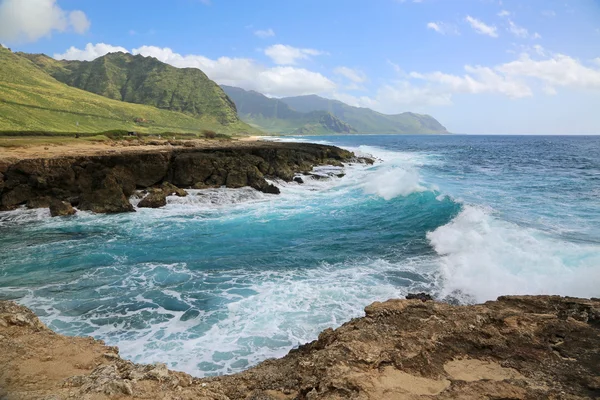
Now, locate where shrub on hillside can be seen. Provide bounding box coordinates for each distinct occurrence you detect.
[202,130,217,139]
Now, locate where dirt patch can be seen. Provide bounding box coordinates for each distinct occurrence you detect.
[444,359,524,382]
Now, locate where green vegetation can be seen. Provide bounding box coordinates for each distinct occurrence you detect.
[0,47,257,135]
[280,95,449,134]
[221,85,356,135]
[21,52,240,125]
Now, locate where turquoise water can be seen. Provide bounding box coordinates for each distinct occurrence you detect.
[1,134,599,376]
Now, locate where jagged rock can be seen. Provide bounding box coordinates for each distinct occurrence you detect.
[226,170,248,188]
[49,199,76,217]
[309,173,329,180]
[262,184,281,195]
[293,176,304,184]
[138,191,167,208]
[161,181,187,197]
[406,292,433,301]
[26,196,52,209]
[0,143,356,213]
[1,296,600,399]
[1,183,32,207]
[79,174,134,213]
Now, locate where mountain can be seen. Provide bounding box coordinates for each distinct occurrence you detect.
[20,52,240,126]
[0,47,255,134]
[281,95,449,134]
[221,85,355,135]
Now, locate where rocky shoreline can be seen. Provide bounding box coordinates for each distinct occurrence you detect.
[0,142,363,214]
[0,296,598,399]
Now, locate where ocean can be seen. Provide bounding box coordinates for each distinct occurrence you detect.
[1,134,599,377]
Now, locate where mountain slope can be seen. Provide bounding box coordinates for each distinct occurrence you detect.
[20,52,240,126]
[281,95,449,134]
[221,85,355,134]
[0,47,255,134]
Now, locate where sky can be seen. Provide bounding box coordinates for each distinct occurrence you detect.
[1,0,600,134]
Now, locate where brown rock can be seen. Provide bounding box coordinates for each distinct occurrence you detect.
[138,191,167,208]
[0,142,356,214]
[26,196,52,209]
[49,199,76,217]
[161,182,187,197]
[79,175,134,214]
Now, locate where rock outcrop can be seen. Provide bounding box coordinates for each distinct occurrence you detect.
[1,296,598,399]
[0,142,355,213]
[49,198,76,217]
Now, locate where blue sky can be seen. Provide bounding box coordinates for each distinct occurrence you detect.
[1,0,600,134]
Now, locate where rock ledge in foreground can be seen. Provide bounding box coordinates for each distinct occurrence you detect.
[1,295,599,399]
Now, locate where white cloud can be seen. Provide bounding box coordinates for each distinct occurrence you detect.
[427,21,458,35]
[132,45,335,96]
[465,15,498,37]
[0,0,90,43]
[334,66,366,83]
[506,20,540,39]
[427,22,443,34]
[264,44,325,65]
[54,43,129,61]
[254,28,275,38]
[497,53,600,89]
[410,65,532,98]
[498,10,510,17]
[69,10,90,35]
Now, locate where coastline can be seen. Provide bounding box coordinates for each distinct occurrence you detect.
[1,296,598,399]
[0,139,361,214]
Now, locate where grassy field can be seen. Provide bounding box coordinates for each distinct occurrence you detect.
[0,47,258,135]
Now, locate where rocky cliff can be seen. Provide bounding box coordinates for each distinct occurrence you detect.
[0,296,598,399]
[0,142,356,213]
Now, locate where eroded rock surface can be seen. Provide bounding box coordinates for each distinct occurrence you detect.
[0,142,355,213]
[0,296,598,399]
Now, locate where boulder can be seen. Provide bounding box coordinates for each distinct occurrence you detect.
[262,184,281,195]
[293,176,304,184]
[406,292,433,302]
[161,182,187,197]
[138,191,167,208]
[79,175,134,214]
[49,199,76,217]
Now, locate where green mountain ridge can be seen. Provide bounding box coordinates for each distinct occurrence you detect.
[281,94,449,135]
[0,48,256,135]
[20,52,240,125]
[221,85,355,135]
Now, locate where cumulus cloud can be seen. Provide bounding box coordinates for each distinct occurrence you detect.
[364,51,600,113]
[334,66,366,83]
[498,10,510,17]
[54,43,129,61]
[497,53,600,89]
[69,10,90,35]
[409,66,532,98]
[254,28,275,38]
[465,15,498,37]
[264,44,325,65]
[132,45,335,96]
[0,0,90,43]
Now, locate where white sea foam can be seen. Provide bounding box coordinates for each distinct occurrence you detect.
[428,205,600,303]
[10,258,437,377]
